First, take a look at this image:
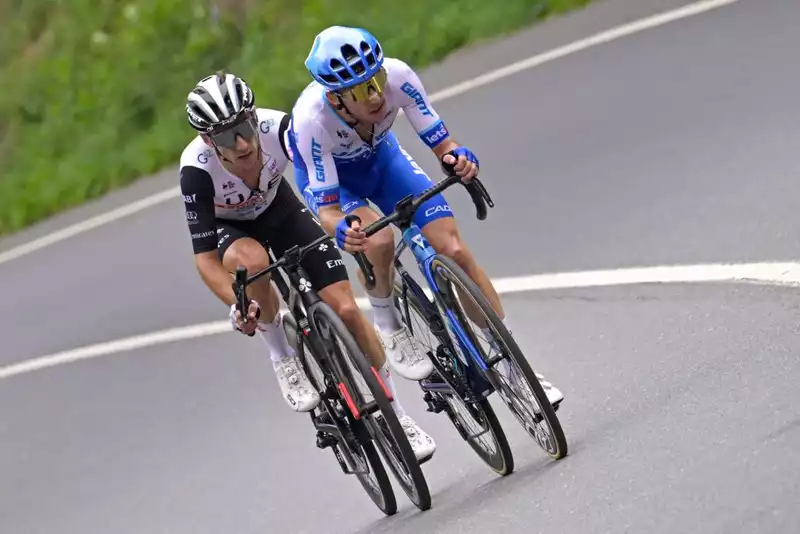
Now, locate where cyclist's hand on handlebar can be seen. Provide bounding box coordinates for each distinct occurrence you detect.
[335,216,367,253]
[442,147,479,183]
[229,300,261,335]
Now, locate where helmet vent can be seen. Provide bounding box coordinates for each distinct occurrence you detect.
[341,43,366,76]
[319,72,339,84]
[223,93,234,113]
[359,41,378,68]
[329,57,354,82]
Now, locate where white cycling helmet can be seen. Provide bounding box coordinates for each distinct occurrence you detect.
[186,71,255,133]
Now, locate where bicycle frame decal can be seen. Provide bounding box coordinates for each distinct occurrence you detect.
[402,225,435,264]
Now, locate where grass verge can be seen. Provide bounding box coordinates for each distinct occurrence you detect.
[0,0,593,236]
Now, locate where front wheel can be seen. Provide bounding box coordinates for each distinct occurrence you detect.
[429,255,568,460]
[282,311,397,515]
[307,304,432,512]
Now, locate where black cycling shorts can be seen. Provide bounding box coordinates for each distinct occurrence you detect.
[216,178,349,292]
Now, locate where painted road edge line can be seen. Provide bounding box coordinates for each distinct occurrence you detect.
[2,258,797,381]
[0,0,741,267]
[0,187,181,265]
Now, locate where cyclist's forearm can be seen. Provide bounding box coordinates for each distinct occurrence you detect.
[432,138,458,160]
[195,251,237,306]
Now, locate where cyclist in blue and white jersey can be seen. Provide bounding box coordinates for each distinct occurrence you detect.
[288,26,564,409]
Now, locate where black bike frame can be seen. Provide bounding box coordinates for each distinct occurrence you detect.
[234,233,388,426]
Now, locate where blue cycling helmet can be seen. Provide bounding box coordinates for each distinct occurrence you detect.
[305,26,384,90]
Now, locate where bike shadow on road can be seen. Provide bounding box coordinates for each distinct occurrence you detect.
[350,436,585,534]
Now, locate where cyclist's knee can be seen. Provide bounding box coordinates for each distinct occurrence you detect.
[322,283,362,326]
[223,239,271,280]
[335,298,362,327]
[423,219,472,266]
[370,226,395,259]
[440,236,472,267]
[353,207,394,263]
[430,231,473,268]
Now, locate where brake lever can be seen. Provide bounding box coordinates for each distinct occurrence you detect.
[439,151,494,220]
[344,214,376,291]
[464,177,494,220]
[234,266,256,337]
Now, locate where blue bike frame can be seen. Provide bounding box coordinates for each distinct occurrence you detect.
[392,222,495,397]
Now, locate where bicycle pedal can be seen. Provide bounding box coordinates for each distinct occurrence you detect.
[316,431,338,450]
[422,391,447,414]
[426,400,448,414]
[314,412,333,425]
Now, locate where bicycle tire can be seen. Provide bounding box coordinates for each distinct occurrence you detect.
[393,278,514,476]
[307,303,433,511]
[429,255,568,460]
[282,312,398,515]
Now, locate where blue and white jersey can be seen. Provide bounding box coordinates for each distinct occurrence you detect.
[288,57,450,207]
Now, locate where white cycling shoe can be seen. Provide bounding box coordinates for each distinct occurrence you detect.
[534,371,564,407]
[485,326,565,409]
[375,325,434,381]
[398,413,436,462]
[273,354,320,412]
[504,360,564,409]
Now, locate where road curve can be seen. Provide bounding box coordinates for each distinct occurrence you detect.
[3,0,800,533]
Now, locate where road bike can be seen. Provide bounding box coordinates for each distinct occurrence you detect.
[351,170,568,477]
[232,233,431,515]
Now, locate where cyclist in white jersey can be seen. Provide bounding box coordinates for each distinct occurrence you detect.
[289,26,564,408]
[179,71,436,461]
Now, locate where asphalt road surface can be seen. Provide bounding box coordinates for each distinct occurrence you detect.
[2,0,800,532]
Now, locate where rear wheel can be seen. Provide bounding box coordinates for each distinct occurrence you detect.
[282,312,397,515]
[393,278,514,476]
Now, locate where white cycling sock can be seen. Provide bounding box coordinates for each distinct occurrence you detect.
[379,362,405,417]
[258,312,295,362]
[368,294,403,334]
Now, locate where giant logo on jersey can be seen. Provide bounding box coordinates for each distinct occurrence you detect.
[400,82,433,117]
[311,138,326,182]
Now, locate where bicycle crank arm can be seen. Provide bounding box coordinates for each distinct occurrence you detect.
[330,445,370,476]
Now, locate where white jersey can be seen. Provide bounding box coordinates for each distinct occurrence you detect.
[179,107,291,222]
[288,57,449,194]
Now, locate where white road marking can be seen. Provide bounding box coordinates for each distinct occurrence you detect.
[2,259,797,381]
[0,322,231,381]
[0,187,181,265]
[0,0,741,267]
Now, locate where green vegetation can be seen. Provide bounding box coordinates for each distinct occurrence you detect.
[0,0,592,235]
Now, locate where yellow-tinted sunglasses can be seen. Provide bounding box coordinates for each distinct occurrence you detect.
[338,67,388,102]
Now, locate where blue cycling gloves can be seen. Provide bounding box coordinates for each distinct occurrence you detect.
[441,147,480,177]
[335,216,352,250]
[451,146,479,168]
